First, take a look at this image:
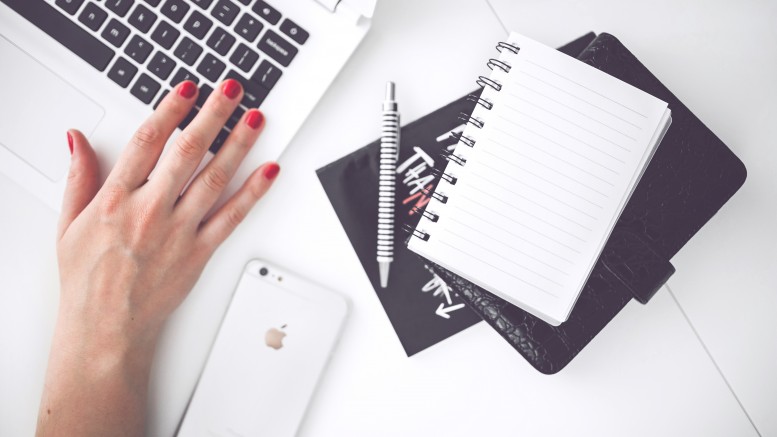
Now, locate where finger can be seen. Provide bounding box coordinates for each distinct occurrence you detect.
[58,130,100,239]
[106,81,198,190]
[149,79,243,202]
[198,162,280,249]
[177,109,265,218]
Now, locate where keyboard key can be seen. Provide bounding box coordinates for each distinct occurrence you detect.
[179,107,199,130]
[107,56,138,87]
[131,73,161,104]
[101,19,131,48]
[190,0,214,9]
[229,43,258,73]
[154,89,169,109]
[124,35,153,63]
[210,128,230,154]
[225,70,268,108]
[211,0,239,26]
[5,0,115,71]
[56,0,85,16]
[170,67,199,86]
[206,27,235,56]
[197,54,226,82]
[184,11,213,40]
[128,4,157,33]
[251,60,281,90]
[280,18,308,45]
[150,20,180,49]
[173,37,203,66]
[196,84,214,107]
[225,106,245,129]
[252,1,280,25]
[105,0,134,17]
[234,13,263,42]
[234,0,250,5]
[148,51,176,80]
[144,0,162,7]
[257,30,297,67]
[160,0,189,23]
[78,2,108,31]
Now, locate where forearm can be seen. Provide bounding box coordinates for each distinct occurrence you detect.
[36,312,158,437]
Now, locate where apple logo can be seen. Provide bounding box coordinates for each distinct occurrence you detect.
[265,324,287,350]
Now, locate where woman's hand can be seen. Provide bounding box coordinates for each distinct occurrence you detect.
[37,79,279,437]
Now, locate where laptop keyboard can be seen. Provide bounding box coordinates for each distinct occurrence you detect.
[4,0,308,154]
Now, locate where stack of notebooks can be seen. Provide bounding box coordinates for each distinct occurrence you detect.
[408,32,672,326]
[318,32,746,373]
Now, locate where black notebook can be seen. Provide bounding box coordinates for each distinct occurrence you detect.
[317,34,598,356]
[424,33,746,373]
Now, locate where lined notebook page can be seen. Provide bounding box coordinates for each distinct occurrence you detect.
[408,32,670,325]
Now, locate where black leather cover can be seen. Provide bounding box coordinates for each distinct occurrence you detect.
[427,33,747,374]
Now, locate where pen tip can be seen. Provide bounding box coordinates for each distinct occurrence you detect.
[379,261,390,288]
[385,81,395,100]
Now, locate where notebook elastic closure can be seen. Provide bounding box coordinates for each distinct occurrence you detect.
[599,230,675,304]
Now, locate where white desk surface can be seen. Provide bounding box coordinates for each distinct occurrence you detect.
[0,0,773,436]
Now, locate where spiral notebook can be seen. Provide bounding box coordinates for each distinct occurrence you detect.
[408,32,672,326]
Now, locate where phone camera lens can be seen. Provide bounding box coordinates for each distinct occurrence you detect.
[259,267,268,276]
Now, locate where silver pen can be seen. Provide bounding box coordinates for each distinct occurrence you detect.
[377,82,400,288]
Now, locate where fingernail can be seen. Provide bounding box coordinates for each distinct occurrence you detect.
[178,81,197,99]
[264,163,280,180]
[222,79,241,99]
[67,131,73,155]
[245,110,264,129]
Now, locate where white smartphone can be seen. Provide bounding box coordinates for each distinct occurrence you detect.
[177,259,348,437]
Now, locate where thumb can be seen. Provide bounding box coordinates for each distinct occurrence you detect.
[58,129,100,239]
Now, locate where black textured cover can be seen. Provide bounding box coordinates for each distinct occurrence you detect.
[427,33,747,374]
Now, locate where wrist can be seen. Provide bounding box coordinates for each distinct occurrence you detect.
[51,305,160,377]
[37,311,158,436]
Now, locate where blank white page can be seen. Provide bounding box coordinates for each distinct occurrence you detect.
[408,32,670,325]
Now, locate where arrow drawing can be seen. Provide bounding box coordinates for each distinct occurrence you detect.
[435,302,465,319]
[422,273,452,304]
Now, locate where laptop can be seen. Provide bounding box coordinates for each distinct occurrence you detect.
[0,0,375,210]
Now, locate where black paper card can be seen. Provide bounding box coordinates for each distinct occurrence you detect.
[318,94,480,356]
[316,33,598,356]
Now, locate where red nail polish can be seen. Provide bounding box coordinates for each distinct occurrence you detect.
[264,163,280,180]
[67,132,73,155]
[245,110,264,129]
[222,79,241,99]
[178,81,197,99]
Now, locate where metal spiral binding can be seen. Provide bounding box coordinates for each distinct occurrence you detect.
[411,206,439,222]
[408,40,520,245]
[421,186,448,204]
[458,112,485,129]
[440,151,467,167]
[496,41,520,54]
[402,224,430,241]
[450,131,476,148]
[466,94,493,110]
[487,58,512,73]
[429,167,458,185]
[476,75,502,92]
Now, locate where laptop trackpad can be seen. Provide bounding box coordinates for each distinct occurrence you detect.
[0,36,104,182]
